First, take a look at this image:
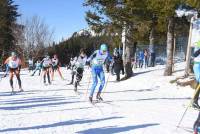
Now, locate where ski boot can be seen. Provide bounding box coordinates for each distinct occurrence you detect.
[11,87,15,95]
[68,81,73,85]
[19,87,24,92]
[74,82,78,92]
[192,102,200,110]
[89,96,93,103]
[96,92,103,101]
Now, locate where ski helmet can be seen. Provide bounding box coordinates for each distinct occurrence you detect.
[100,44,108,51]
[11,52,16,57]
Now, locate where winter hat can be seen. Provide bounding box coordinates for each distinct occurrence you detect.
[11,52,16,57]
[100,44,108,51]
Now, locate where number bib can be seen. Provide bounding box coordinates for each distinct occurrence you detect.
[52,59,58,66]
[93,58,104,66]
[43,60,50,67]
[8,59,19,69]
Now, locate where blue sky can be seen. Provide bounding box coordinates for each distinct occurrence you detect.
[14,0,89,42]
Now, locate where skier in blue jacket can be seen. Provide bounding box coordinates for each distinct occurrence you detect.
[192,45,200,109]
[87,44,112,103]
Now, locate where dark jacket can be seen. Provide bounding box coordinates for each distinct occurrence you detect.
[113,55,123,74]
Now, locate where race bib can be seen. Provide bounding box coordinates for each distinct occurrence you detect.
[9,60,18,68]
[93,58,104,65]
[43,60,50,67]
[52,59,58,66]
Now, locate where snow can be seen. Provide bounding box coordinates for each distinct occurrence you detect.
[0,62,198,134]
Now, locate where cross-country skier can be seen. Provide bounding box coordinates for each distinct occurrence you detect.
[31,59,42,76]
[51,54,64,81]
[28,57,34,72]
[73,48,87,91]
[86,43,112,103]
[194,112,200,134]
[67,58,73,70]
[41,54,52,85]
[2,64,9,77]
[192,45,200,109]
[68,56,78,85]
[4,52,23,93]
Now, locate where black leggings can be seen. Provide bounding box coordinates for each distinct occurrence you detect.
[43,67,51,84]
[75,68,83,83]
[10,75,21,88]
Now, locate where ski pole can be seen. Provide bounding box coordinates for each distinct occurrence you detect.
[176,84,200,130]
[14,75,18,90]
[85,70,92,100]
[101,72,111,97]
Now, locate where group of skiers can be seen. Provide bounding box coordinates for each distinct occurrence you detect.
[1,43,125,103]
[2,52,64,93]
[67,44,124,102]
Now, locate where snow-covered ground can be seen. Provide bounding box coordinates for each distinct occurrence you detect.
[0,62,198,134]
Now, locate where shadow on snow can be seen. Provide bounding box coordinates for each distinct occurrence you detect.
[0,116,124,132]
[76,123,160,134]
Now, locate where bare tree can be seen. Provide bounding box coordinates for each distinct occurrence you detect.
[21,15,54,58]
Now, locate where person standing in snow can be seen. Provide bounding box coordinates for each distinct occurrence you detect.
[138,50,144,68]
[31,59,42,76]
[73,49,87,91]
[41,54,52,85]
[86,43,112,103]
[4,52,23,93]
[144,49,149,68]
[113,51,123,81]
[51,54,64,81]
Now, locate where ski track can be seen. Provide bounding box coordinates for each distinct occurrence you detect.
[0,63,198,134]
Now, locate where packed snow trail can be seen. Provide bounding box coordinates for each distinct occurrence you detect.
[0,62,198,134]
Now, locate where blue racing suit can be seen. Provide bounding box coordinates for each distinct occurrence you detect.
[193,47,200,83]
[87,50,112,97]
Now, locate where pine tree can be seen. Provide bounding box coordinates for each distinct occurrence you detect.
[0,0,19,61]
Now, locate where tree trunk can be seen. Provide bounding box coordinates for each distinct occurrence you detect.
[184,18,193,77]
[124,44,133,78]
[149,20,156,67]
[122,24,133,78]
[164,17,175,76]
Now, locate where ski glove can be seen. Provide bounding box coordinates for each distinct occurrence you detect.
[85,61,90,66]
[194,49,200,57]
[18,65,21,73]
